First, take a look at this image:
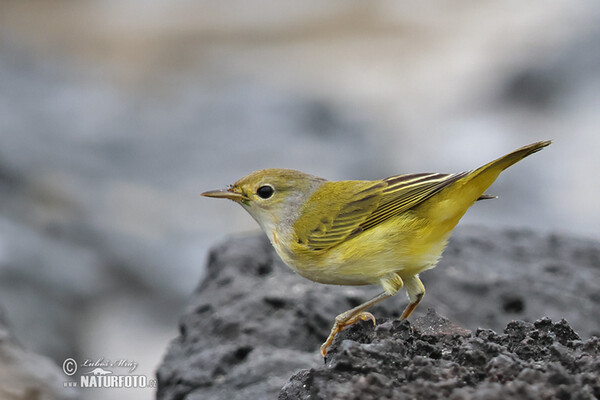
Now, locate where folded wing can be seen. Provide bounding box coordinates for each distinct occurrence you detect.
[296,172,469,251]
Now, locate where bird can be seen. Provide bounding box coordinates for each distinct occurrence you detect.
[202,140,551,356]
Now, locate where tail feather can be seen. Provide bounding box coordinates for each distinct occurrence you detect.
[416,140,551,234]
[472,140,551,177]
[463,140,551,199]
[466,140,551,202]
[477,194,498,201]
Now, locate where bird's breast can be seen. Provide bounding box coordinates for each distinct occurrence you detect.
[270,216,452,286]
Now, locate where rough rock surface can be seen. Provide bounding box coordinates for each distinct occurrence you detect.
[281,310,600,400]
[156,227,600,400]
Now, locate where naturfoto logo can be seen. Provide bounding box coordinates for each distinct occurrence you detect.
[62,357,155,389]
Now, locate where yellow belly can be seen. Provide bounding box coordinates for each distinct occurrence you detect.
[277,212,451,286]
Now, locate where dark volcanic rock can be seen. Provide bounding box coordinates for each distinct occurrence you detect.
[280,310,600,400]
[156,234,325,400]
[156,227,600,400]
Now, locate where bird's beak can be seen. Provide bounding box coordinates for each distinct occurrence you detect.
[201,188,248,202]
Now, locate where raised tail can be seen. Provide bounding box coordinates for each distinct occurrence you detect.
[465,140,551,199]
[472,140,551,178]
[470,140,552,200]
[415,140,551,235]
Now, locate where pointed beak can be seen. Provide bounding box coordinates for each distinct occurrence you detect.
[201,188,248,202]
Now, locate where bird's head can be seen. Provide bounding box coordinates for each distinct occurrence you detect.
[202,168,326,236]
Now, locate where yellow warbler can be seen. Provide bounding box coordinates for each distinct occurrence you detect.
[202,140,551,356]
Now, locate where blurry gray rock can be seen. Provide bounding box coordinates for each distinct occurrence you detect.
[0,307,78,400]
[156,226,600,399]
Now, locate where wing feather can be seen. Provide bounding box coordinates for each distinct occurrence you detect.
[294,181,386,250]
[358,172,467,231]
[295,172,467,251]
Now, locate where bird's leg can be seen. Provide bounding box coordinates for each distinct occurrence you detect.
[320,291,390,357]
[400,275,426,320]
[400,293,424,319]
[320,272,404,356]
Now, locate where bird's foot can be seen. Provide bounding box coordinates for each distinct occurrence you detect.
[320,311,376,357]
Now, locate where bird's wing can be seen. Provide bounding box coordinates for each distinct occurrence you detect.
[295,172,467,251]
[356,172,467,232]
[294,180,386,250]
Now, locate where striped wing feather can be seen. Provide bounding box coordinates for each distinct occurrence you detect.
[301,172,467,250]
[357,172,467,232]
[299,181,386,250]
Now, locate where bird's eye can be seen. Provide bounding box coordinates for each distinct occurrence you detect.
[256,185,274,199]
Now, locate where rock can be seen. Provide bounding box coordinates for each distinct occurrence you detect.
[280,311,600,400]
[424,226,600,339]
[0,306,78,400]
[156,227,600,400]
[156,234,323,400]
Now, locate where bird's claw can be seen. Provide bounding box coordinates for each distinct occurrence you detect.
[320,311,377,357]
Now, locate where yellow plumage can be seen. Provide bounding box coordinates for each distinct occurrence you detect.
[285,141,550,286]
[202,140,551,356]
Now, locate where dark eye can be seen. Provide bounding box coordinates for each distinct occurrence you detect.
[256,185,274,199]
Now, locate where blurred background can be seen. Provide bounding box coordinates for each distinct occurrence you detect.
[0,1,599,399]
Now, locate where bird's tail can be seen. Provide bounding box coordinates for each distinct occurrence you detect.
[416,140,551,237]
[466,140,551,198]
[472,140,551,179]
